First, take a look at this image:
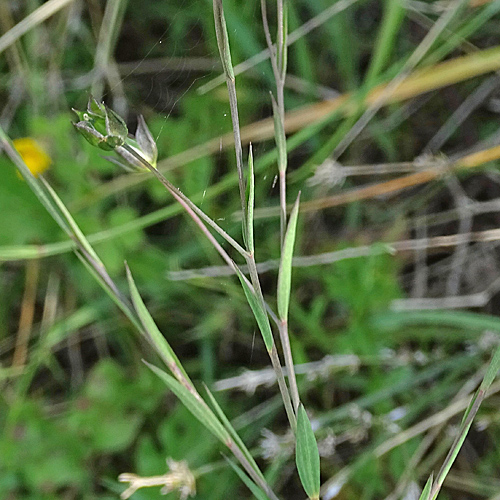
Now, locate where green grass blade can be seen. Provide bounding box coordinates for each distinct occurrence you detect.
[431,344,500,499]
[145,361,230,444]
[480,343,500,391]
[39,176,103,266]
[126,264,191,383]
[204,384,265,482]
[277,193,300,321]
[364,0,405,86]
[0,0,74,56]
[235,268,274,351]
[431,399,477,500]
[224,456,270,500]
[418,474,433,500]
[296,404,320,500]
[424,1,500,67]
[373,310,500,333]
[74,252,140,330]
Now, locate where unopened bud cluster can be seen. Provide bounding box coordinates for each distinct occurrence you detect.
[73,96,158,171]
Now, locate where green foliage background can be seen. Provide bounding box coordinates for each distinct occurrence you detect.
[2,0,500,499]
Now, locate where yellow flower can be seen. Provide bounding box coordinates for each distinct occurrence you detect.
[13,137,51,177]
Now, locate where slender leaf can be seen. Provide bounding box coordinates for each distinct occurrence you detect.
[145,361,229,444]
[224,456,270,500]
[204,384,264,482]
[235,268,274,351]
[75,253,140,331]
[418,474,433,500]
[364,0,405,86]
[39,177,103,266]
[431,344,500,499]
[374,310,500,333]
[431,399,477,500]
[126,264,191,383]
[277,193,300,320]
[296,404,320,500]
[480,343,500,391]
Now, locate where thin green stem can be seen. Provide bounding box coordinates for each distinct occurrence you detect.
[261,0,300,424]
[278,319,300,411]
[279,169,287,245]
[213,0,247,241]
[246,251,297,430]
[270,343,296,432]
[123,147,294,431]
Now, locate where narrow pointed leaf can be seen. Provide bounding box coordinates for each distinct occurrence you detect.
[145,361,229,444]
[430,391,478,500]
[418,474,433,500]
[224,456,270,500]
[296,404,320,500]
[126,264,191,384]
[277,193,300,320]
[235,268,274,351]
[204,384,264,482]
[39,177,103,266]
[431,344,500,499]
[479,343,500,391]
[75,253,141,332]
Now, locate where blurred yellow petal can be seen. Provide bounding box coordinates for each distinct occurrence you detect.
[13,137,51,177]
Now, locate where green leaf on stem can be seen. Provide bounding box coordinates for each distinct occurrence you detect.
[224,456,270,500]
[204,385,264,482]
[126,264,191,384]
[418,474,433,500]
[145,361,229,444]
[431,344,500,499]
[296,404,320,500]
[480,343,500,391]
[277,193,300,321]
[271,93,287,173]
[235,268,274,351]
[39,177,103,266]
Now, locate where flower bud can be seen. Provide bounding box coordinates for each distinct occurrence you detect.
[135,115,158,167]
